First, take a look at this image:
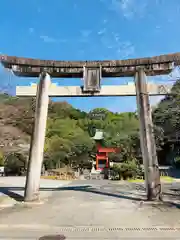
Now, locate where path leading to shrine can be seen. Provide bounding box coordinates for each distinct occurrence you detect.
[0,177,71,208]
[0,179,180,239]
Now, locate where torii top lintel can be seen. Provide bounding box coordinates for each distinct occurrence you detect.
[0,53,180,78]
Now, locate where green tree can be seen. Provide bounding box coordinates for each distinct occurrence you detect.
[153,79,180,142]
[0,151,4,166]
[44,117,94,169]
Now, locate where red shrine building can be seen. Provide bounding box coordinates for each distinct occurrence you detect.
[93,129,119,170]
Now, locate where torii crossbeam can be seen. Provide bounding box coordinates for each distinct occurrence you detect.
[1,52,179,77]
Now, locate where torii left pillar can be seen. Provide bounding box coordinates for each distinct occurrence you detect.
[24,72,51,202]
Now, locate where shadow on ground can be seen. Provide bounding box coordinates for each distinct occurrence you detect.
[0,187,24,201]
[1,184,180,209]
[0,185,145,203]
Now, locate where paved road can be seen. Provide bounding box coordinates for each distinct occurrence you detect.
[0,176,71,209]
[1,180,180,239]
[0,176,71,191]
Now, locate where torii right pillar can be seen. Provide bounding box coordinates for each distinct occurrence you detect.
[135,68,162,201]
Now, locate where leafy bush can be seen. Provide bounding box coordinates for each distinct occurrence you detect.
[112,159,139,180]
[4,152,26,176]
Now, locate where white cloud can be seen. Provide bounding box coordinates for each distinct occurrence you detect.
[28,28,34,34]
[78,30,92,43]
[119,0,134,18]
[102,0,147,20]
[117,41,135,58]
[103,19,108,24]
[155,25,161,29]
[107,45,113,49]
[98,28,106,35]
[39,35,68,44]
[40,35,57,43]
[155,25,161,32]
[99,29,135,59]
[81,30,92,38]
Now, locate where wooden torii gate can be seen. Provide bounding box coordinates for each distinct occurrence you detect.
[1,52,180,202]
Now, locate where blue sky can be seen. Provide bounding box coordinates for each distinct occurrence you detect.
[0,0,180,112]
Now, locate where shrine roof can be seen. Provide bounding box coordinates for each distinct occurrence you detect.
[92,130,104,140]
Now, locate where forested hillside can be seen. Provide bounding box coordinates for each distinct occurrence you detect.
[0,79,180,172]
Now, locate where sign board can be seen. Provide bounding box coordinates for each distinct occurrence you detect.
[88,112,106,120]
[83,67,101,92]
[0,166,4,173]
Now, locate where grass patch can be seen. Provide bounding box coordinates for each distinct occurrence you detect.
[160,176,174,182]
[127,179,144,183]
[41,176,59,180]
[41,176,73,180]
[127,176,175,183]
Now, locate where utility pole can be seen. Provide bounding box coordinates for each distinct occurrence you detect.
[24,72,51,202]
[135,68,162,201]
